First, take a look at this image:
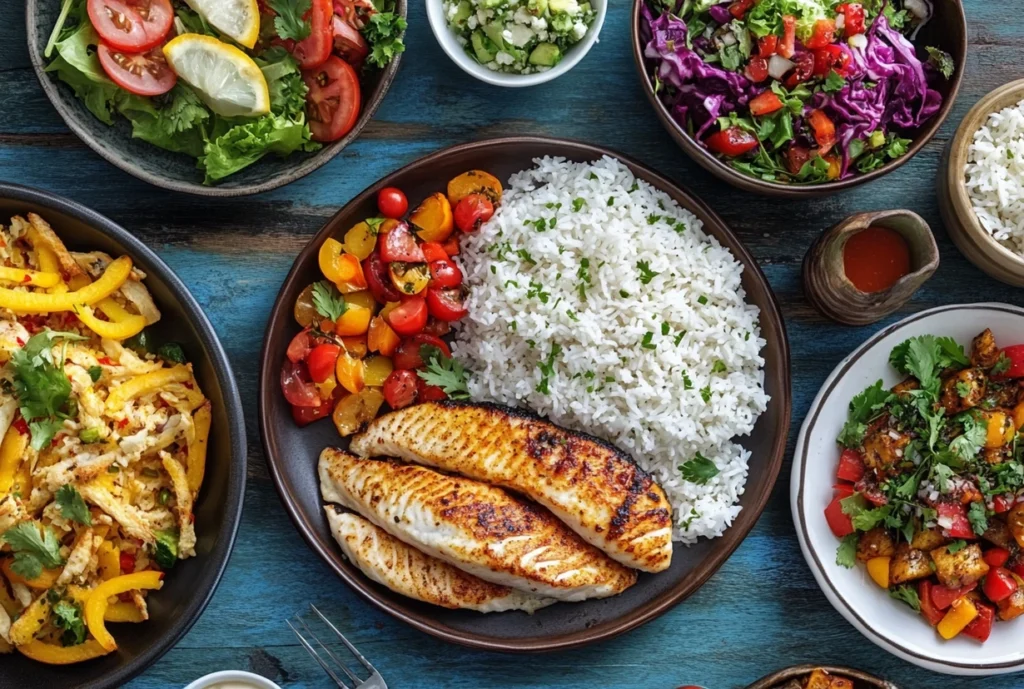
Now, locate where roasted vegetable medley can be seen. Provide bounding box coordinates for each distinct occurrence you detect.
[282,170,501,435]
[828,329,1024,643]
[777,668,855,689]
[0,214,211,664]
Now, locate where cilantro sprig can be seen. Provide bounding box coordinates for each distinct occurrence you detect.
[266,0,312,42]
[2,521,65,580]
[312,281,347,322]
[417,346,471,400]
[10,329,87,450]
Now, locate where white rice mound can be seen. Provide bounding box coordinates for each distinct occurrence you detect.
[452,156,769,544]
[965,98,1024,255]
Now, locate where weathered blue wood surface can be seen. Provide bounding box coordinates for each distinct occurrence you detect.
[1,0,1023,687]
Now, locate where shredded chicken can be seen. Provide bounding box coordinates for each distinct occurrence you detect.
[78,483,155,544]
[56,529,101,586]
[161,453,196,558]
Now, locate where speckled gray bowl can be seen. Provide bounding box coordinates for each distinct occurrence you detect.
[26,0,406,196]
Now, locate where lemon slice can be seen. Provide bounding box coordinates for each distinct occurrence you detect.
[163,34,270,118]
[184,0,260,48]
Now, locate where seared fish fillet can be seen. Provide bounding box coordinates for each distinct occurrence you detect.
[350,402,673,573]
[318,449,636,601]
[324,507,555,613]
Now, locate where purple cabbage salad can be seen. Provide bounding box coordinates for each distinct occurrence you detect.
[641,0,955,183]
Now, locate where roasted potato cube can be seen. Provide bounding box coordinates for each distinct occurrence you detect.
[804,669,833,689]
[1008,503,1024,549]
[940,368,987,414]
[891,377,920,396]
[911,526,948,551]
[972,328,1001,368]
[862,425,911,475]
[997,587,1024,621]
[930,543,990,588]
[857,527,895,562]
[829,679,854,689]
[890,543,933,584]
[981,410,1016,448]
[983,518,1017,550]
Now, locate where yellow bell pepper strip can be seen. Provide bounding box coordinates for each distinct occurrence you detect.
[33,243,61,274]
[73,303,146,341]
[0,423,26,497]
[1,558,60,589]
[105,601,146,623]
[938,596,979,639]
[105,365,192,413]
[187,401,211,496]
[96,541,120,581]
[8,593,52,646]
[0,256,132,314]
[0,266,61,288]
[866,557,891,589]
[85,570,163,651]
[17,639,111,665]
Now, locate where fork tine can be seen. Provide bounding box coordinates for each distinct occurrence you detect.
[297,615,365,686]
[311,604,379,675]
[288,618,353,689]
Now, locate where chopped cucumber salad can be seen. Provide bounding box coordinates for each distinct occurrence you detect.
[444,0,596,74]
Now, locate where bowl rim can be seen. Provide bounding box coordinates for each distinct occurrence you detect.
[258,134,792,653]
[744,663,899,689]
[0,182,248,688]
[791,302,1024,676]
[425,0,606,87]
[943,77,1024,270]
[629,0,967,197]
[184,670,283,689]
[24,0,406,197]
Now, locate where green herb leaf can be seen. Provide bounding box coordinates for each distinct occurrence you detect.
[711,360,727,374]
[362,9,408,69]
[87,365,102,382]
[700,385,711,403]
[636,260,659,285]
[52,599,87,646]
[992,352,1011,376]
[823,69,846,93]
[1,521,65,580]
[836,533,858,568]
[535,344,562,395]
[56,484,91,526]
[156,342,187,364]
[682,371,693,390]
[418,350,471,400]
[968,501,989,536]
[266,0,312,41]
[571,198,586,212]
[11,330,87,451]
[889,584,921,611]
[679,453,719,485]
[311,281,346,322]
[925,46,955,79]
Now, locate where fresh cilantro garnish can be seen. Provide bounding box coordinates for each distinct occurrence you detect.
[836,533,858,568]
[823,70,846,93]
[679,453,719,484]
[362,8,408,69]
[515,248,536,266]
[950,411,987,462]
[889,584,921,611]
[932,463,954,493]
[889,335,969,398]
[527,280,550,303]
[925,46,955,79]
[10,329,87,450]
[697,295,708,305]
[711,360,727,374]
[836,380,890,449]
[840,494,891,532]
[535,344,562,395]
[365,217,387,235]
[311,281,346,322]
[56,484,91,526]
[968,501,989,536]
[1,521,65,580]
[52,598,87,646]
[682,371,693,390]
[641,332,656,350]
[571,198,586,212]
[576,258,591,300]
[955,380,972,398]
[418,348,471,400]
[700,385,711,403]
[87,365,102,382]
[946,539,967,554]
[266,0,312,42]
[992,352,1011,376]
[636,260,659,285]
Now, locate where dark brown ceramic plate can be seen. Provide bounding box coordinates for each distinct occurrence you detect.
[258,136,792,652]
[746,665,899,689]
[25,0,405,197]
[0,183,247,689]
[630,0,966,198]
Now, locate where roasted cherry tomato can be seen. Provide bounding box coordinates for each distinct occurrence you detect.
[705,127,758,157]
[88,0,173,52]
[745,56,769,82]
[804,18,836,49]
[420,242,449,263]
[784,52,815,88]
[382,369,419,409]
[417,376,448,402]
[992,344,1024,380]
[392,334,451,370]
[453,194,494,233]
[286,329,314,363]
[386,296,428,336]
[363,250,404,303]
[421,317,451,337]
[293,0,334,68]
[807,109,837,153]
[426,287,468,322]
[281,359,321,407]
[97,43,176,96]
[388,261,430,296]
[785,145,815,174]
[307,343,341,383]
[428,257,463,289]
[331,14,369,67]
[836,3,866,35]
[757,34,778,56]
[377,187,408,219]
[292,398,335,425]
[749,90,783,116]
[380,221,426,263]
[813,44,852,77]
[303,55,361,142]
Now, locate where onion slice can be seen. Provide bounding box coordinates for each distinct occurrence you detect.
[767,54,794,80]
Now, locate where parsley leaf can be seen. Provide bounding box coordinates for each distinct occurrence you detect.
[889,584,921,611]
[1,521,64,580]
[837,380,890,448]
[641,332,656,350]
[571,197,586,212]
[535,344,562,394]
[55,484,91,525]
[950,411,987,462]
[636,260,659,285]
[836,533,858,568]
[417,349,471,400]
[87,365,102,382]
[840,494,892,532]
[576,258,591,300]
[362,9,408,69]
[700,385,711,403]
[968,501,989,536]
[52,598,87,646]
[266,0,312,42]
[682,371,693,390]
[679,453,719,484]
[925,46,955,79]
[992,353,1011,376]
[311,281,346,322]
[823,69,846,92]
[711,360,727,374]
[10,329,87,450]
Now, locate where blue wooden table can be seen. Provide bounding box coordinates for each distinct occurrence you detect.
[2,0,1023,687]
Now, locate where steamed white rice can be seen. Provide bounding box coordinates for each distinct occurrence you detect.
[452,156,769,543]
[965,98,1024,255]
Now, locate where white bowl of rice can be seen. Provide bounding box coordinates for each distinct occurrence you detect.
[940,78,1024,287]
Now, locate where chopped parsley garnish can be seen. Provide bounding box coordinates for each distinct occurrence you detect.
[607,197,615,206]
[571,198,586,212]
[711,360,727,374]
[674,331,686,346]
[418,349,471,400]
[311,281,346,322]
[636,260,659,285]
[679,453,719,484]
[1,521,65,580]
[619,289,630,298]
[87,365,102,382]
[10,329,87,451]
[56,484,91,526]
[535,344,562,394]
[697,295,708,305]
[946,539,968,554]
[566,310,579,322]
[682,371,693,389]
[700,385,711,403]
[266,0,312,41]
[641,332,656,350]
[527,280,550,303]
[515,248,536,266]
[661,322,670,336]
[576,258,591,300]
[362,8,408,69]
[647,213,661,225]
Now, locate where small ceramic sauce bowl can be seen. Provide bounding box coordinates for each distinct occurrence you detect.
[745,664,897,689]
[802,209,939,326]
[184,670,282,689]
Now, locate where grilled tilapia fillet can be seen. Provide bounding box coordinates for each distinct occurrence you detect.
[324,507,555,613]
[318,449,637,601]
[349,402,673,573]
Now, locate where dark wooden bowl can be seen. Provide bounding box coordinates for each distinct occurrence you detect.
[258,136,792,652]
[0,183,247,689]
[746,665,899,689]
[25,0,406,197]
[630,0,967,198]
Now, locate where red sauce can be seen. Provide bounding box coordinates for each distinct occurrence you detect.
[842,226,911,293]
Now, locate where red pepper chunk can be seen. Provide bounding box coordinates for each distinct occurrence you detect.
[962,601,995,642]
[779,15,796,57]
[836,448,866,483]
[837,3,866,35]
[758,34,778,56]
[749,91,784,116]
[824,494,854,538]
[812,45,852,77]
[984,547,1011,568]
[705,127,759,157]
[931,581,977,610]
[805,18,836,49]
[120,550,136,574]
[919,581,946,626]
[983,568,1019,603]
[728,0,755,19]
[807,109,837,154]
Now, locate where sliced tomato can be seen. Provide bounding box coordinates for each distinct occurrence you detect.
[807,109,837,154]
[286,330,314,363]
[303,55,361,142]
[420,242,448,263]
[705,127,758,157]
[292,399,334,425]
[426,287,468,322]
[382,369,418,409]
[824,495,853,538]
[97,43,176,96]
[745,56,769,82]
[386,296,428,336]
[919,581,946,626]
[931,581,977,610]
[363,250,403,303]
[784,52,814,88]
[804,18,836,49]
[392,334,450,370]
[428,258,463,289]
[992,345,1024,380]
[331,14,370,68]
[281,359,321,407]
[417,376,448,402]
[758,34,778,56]
[87,0,173,52]
[749,91,784,116]
[779,15,796,58]
[307,343,341,383]
[728,0,755,19]
[937,502,975,539]
[837,3,866,35]
[836,449,866,483]
[963,601,995,643]
[293,0,334,68]
[380,222,426,263]
[813,45,852,77]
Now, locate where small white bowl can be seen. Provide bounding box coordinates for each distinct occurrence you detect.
[184,670,282,689]
[426,0,606,87]
[791,303,1024,676]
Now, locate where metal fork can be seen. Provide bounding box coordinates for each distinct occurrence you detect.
[287,604,388,689]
